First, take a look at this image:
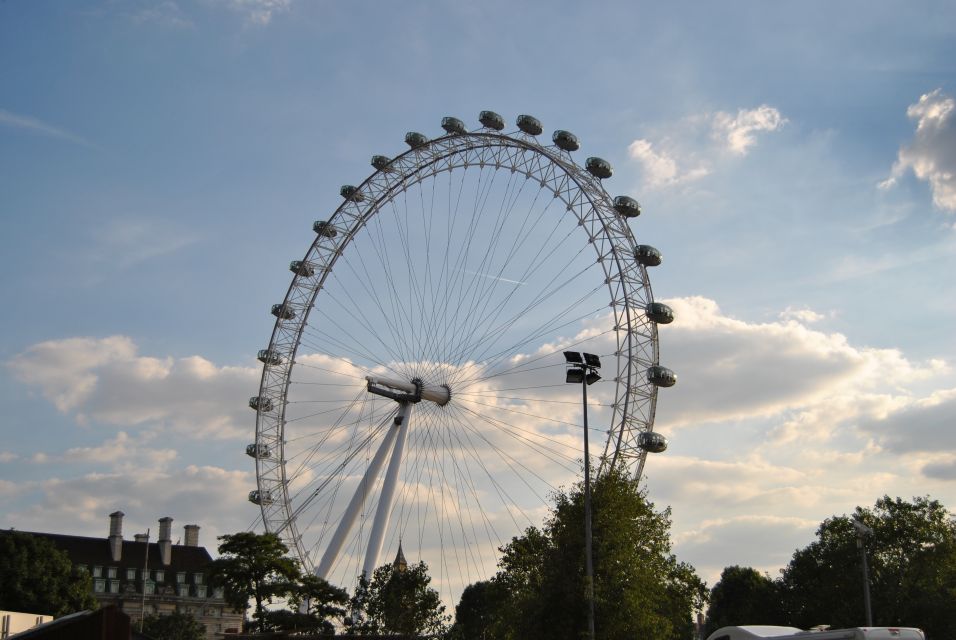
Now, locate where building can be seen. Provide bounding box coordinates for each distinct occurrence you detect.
[1,611,51,639]
[12,512,242,639]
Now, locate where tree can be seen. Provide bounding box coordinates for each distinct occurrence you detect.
[260,574,349,635]
[703,566,786,636]
[448,580,510,640]
[349,561,449,636]
[780,495,956,638]
[141,611,205,640]
[479,467,706,640]
[0,530,98,616]
[206,532,301,632]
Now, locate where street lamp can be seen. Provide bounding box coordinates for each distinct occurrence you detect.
[852,513,874,626]
[564,351,601,640]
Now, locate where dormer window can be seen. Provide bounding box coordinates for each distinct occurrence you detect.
[107,567,117,579]
[154,570,165,582]
[127,568,137,580]
[196,585,207,598]
[94,579,106,593]
[193,573,203,585]
[92,566,103,578]
[177,572,186,584]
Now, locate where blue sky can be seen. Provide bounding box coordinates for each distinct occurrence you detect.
[3,0,956,610]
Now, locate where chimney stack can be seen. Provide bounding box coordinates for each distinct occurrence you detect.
[158,517,173,566]
[134,533,149,543]
[183,524,200,547]
[108,511,124,562]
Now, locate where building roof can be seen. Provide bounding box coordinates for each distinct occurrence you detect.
[2,530,214,574]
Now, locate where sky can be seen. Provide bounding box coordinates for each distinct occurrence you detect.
[3,0,956,613]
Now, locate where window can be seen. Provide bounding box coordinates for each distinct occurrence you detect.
[109,580,120,594]
[94,579,106,593]
[142,569,150,581]
[177,584,189,597]
[196,585,207,598]
[92,566,103,578]
[127,568,137,580]
[212,587,224,599]
[176,572,186,584]
[154,570,164,582]
[193,573,203,585]
[144,581,155,595]
[107,566,117,579]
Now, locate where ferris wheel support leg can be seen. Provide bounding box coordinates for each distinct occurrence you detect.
[314,421,400,580]
[363,402,412,578]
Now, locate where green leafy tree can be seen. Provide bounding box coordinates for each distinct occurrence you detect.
[260,574,349,635]
[448,580,510,640]
[0,530,98,616]
[349,561,448,636]
[780,495,956,638]
[206,532,301,632]
[703,566,786,636]
[141,611,205,640]
[482,467,706,640]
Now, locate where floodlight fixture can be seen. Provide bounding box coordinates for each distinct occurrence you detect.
[564,351,583,364]
[583,353,601,368]
[566,369,585,384]
[585,371,601,386]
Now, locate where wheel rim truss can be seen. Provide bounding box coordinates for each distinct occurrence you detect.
[252,128,662,573]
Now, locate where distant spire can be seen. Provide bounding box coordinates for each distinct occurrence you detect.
[392,539,408,572]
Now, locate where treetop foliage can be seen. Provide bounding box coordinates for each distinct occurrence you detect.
[0,529,98,617]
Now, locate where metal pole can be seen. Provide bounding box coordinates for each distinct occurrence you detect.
[582,377,596,640]
[364,402,412,577]
[140,528,150,633]
[857,536,873,626]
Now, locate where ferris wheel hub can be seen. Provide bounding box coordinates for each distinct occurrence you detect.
[365,375,451,406]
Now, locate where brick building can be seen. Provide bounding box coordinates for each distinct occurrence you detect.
[11,512,243,639]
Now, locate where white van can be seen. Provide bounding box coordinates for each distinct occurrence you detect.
[705,626,925,640]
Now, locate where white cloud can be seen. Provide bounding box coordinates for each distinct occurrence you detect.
[7,336,257,439]
[657,296,946,432]
[4,465,254,547]
[0,109,93,147]
[130,1,194,29]
[627,104,786,189]
[712,105,788,155]
[217,0,292,25]
[0,451,17,463]
[880,89,956,212]
[778,307,826,323]
[628,139,710,188]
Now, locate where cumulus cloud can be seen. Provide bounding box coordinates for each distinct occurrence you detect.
[778,307,826,323]
[7,336,257,439]
[628,104,786,189]
[712,105,788,155]
[880,89,956,212]
[657,296,945,433]
[218,0,292,25]
[628,139,710,188]
[4,465,254,545]
[0,451,17,463]
[674,515,817,585]
[129,1,194,29]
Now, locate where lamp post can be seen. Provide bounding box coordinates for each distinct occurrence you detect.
[852,514,874,626]
[564,351,601,640]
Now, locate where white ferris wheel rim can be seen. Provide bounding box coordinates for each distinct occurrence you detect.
[251,120,665,598]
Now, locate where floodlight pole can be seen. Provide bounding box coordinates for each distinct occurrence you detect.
[565,351,597,640]
[580,373,596,640]
[857,534,873,626]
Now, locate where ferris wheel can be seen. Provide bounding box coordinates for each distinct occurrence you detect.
[247,111,677,602]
